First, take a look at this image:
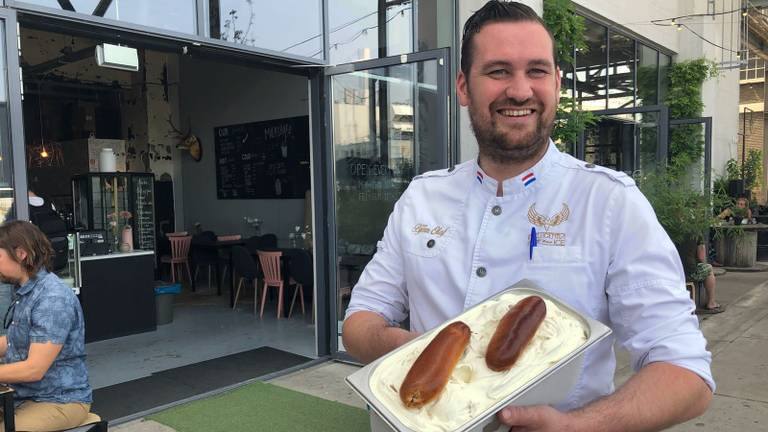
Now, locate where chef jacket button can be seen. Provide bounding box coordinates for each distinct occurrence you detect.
[476,266,487,277]
[585,163,595,168]
[427,239,436,248]
[492,205,502,216]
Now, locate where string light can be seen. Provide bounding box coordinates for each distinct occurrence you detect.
[40,146,49,158]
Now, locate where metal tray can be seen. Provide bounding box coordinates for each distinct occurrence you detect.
[345,286,612,432]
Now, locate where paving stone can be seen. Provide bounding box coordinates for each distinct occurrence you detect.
[668,395,768,432]
[710,338,768,402]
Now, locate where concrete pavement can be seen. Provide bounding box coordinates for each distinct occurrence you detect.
[112,269,768,431]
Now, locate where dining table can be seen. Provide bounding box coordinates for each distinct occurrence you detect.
[191,238,245,307]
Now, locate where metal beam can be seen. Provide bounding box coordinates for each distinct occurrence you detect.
[92,0,113,17]
[57,0,75,12]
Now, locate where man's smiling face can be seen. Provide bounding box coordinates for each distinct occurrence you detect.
[457,21,561,164]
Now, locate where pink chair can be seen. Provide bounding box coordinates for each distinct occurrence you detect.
[257,251,285,319]
[161,235,193,284]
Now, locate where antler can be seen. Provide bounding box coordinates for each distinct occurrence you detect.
[167,114,185,136]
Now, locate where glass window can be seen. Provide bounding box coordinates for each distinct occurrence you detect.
[17,1,197,34]
[209,0,323,58]
[659,53,672,104]
[328,0,413,64]
[636,44,658,106]
[0,20,16,223]
[575,19,607,111]
[607,32,634,109]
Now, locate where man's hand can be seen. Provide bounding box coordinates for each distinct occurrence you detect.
[498,405,575,432]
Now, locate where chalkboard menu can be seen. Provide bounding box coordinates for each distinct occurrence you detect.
[133,176,155,251]
[214,116,310,199]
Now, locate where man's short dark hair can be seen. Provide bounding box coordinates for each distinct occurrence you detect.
[460,1,557,77]
[0,220,54,276]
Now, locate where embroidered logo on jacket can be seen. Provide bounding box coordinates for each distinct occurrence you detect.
[412,224,449,237]
[527,203,569,246]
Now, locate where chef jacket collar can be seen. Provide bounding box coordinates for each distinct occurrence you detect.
[474,139,560,197]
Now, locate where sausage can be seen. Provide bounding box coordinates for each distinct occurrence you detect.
[485,295,547,372]
[399,321,471,408]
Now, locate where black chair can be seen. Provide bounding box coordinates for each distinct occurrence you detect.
[288,249,313,319]
[257,233,278,249]
[244,235,261,254]
[191,231,219,292]
[231,246,261,314]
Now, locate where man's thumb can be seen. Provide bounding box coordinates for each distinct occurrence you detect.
[498,405,544,426]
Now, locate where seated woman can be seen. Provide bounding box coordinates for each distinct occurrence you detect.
[0,220,92,431]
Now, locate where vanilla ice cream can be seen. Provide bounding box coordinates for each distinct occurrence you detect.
[369,291,588,432]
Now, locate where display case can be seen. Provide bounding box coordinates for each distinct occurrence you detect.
[72,173,156,252]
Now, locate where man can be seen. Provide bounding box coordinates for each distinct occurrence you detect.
[718,195,752,222]
[343,1,713,431]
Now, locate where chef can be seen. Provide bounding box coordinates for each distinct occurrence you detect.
[343,1,714,431]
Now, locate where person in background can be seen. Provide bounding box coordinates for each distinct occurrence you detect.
[718,195,752,223]
[686,242,723,314]
[0,220,92,431]
[27,190,69,272]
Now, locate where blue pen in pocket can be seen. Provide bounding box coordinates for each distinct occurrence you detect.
[529,226,537,260]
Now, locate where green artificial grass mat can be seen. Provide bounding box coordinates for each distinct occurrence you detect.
[149,381,371,432]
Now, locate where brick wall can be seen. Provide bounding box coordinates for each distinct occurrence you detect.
[738,112,766,203]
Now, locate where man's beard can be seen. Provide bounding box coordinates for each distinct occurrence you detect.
[468,99,554,165]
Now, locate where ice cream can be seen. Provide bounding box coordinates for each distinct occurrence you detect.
[369,291,589,432]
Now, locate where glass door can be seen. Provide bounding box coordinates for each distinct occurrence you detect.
[325,49,450,356]
[0,8,26,223]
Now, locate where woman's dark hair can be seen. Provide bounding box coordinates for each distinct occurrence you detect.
[460,1,557,77]
[0,220,54,276]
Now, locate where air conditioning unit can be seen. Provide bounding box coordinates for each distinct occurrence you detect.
[95,43,139,72]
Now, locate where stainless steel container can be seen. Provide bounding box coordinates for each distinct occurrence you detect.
[345,287,612,432]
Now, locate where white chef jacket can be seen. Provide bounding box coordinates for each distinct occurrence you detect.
[345,141,714,410]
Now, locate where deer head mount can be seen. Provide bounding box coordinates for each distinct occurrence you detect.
[167,115,203,162]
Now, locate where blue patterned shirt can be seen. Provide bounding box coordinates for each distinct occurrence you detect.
[4,270,92,403]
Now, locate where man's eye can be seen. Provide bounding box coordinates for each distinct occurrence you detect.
[488,69,508,77]
[529,68,548,77]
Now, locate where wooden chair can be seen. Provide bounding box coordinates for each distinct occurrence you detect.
[160,235,192,284]
[257,251,285,319]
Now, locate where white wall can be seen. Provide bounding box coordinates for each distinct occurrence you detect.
[178,57,310,241]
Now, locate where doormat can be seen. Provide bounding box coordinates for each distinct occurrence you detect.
[149,381,370,432]
[91,347,312,421]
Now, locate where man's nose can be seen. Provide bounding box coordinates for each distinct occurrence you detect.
[503,74,534,102]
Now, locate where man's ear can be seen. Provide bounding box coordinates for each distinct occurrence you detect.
[14,247,28,262]
[457,71,470,107]
[555,66,562,105]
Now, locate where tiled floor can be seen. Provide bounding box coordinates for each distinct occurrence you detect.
[86,286,316,389]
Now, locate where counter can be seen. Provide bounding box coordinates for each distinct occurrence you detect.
[79,250,156,342]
